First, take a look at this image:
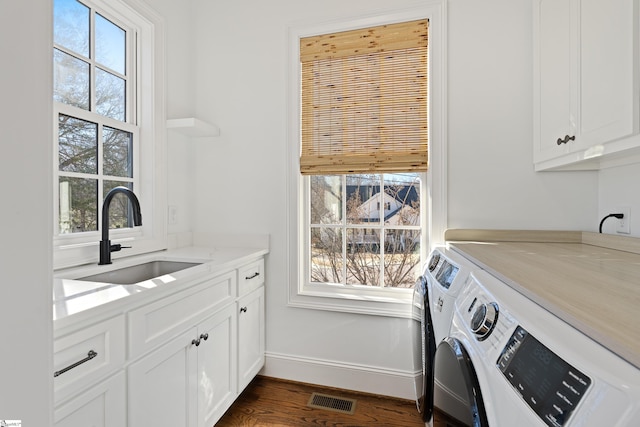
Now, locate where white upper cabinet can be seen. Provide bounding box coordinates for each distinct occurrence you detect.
[533,0,639,170]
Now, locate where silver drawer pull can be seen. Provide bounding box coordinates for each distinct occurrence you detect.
[245,272,260,280]
[54,350,98,377]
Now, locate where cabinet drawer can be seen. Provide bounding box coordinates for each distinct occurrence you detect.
[128,271,236,359]
[238,259,264,296]
[54,315,125,404]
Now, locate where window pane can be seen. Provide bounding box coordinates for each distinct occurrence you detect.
[103,126,133,177]
[310,175,342,224]
[95,13,126,75]
[54,49,90,110]
[58,114,97,173]
[310,227,343,284]
[346,228,381,286]
[346,174,381,224]
[383,173,421,226]
[384,229,421,288]
[104,181,134,229]
[96,68,125,121]
[53,0,89,57]
[59,177,97,234]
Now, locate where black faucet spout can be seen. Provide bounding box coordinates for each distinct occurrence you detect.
[99,186,142,265]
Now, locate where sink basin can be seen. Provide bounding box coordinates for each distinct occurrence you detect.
[78,261,202,285]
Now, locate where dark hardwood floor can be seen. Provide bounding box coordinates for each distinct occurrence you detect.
[217,376,426,426]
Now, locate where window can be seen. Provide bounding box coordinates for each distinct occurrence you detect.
[310,173,423,288]
[54,0,135,234]
[288,4,446,317]
[53,0,166,269]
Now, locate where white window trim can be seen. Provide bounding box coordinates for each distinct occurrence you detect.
[53,0,166,270]
[286,2,448,318]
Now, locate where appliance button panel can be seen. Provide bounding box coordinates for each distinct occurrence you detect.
[428,252,440,272]
[497,326,591,427]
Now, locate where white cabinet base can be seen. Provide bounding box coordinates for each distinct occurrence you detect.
[54,372,126,427]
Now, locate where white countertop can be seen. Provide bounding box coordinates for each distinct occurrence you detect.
[53,246,268,331]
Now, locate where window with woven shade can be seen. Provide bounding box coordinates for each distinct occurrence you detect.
[300,19,428,175]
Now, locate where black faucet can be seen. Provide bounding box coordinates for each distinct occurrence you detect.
[99,186,143,265]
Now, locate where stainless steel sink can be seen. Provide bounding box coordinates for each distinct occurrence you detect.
[78,261,202,285]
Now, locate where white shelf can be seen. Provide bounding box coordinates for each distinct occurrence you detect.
[166,118,220,137]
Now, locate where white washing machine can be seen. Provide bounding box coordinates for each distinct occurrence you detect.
[432,269,640,426]
[412,247,481,422]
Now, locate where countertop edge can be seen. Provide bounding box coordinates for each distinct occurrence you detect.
[444,229,583,243]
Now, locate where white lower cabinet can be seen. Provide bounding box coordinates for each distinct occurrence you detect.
[128,303,237,427]
[238,286,265,392]
[54,256,265,427]
[54,371,126,427]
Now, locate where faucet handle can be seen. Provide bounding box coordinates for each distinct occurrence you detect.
[110,244,131,253]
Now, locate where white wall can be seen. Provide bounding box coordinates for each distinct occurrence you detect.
[446,0,598,231]
[0,1,53,424]
[148,0,196,235]
[155,0,602,398]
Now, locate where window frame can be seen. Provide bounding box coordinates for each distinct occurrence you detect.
[287,3,448,318]
[53,0,166,270]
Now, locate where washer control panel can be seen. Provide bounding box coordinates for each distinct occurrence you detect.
[497,326,591,427]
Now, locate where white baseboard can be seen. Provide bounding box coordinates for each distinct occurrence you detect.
[261,352,418,401]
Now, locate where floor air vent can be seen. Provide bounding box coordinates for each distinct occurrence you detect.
[307,392,357,415]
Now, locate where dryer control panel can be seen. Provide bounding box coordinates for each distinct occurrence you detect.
[497,326,591,427]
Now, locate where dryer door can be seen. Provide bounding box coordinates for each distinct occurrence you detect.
[433,337,489,427]
[412,275,436,421]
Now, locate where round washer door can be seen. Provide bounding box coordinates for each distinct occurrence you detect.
[412,275,436,421]
[433,337,489,427]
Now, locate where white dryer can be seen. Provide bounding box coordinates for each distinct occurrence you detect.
[412,247,480,422]
[432,269,640,426]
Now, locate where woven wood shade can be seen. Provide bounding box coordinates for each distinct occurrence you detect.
[300,19,428,175]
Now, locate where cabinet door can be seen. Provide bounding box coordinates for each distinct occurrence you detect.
[578,0,636,146]
[238,286,265,392]
[54,371,126,427]
[534,0,638,169]
[128,327,198,427]
[534,0,575,163]
[197,304,238,427]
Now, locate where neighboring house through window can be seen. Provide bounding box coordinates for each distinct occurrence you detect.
[288,4,446,317]
[53,0,166,269]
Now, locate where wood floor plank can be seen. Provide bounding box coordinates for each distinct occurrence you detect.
[217,376,426,426]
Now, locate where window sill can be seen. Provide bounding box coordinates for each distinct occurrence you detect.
[288,283,413,318]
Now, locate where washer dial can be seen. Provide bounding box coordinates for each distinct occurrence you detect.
[470,302,499,341]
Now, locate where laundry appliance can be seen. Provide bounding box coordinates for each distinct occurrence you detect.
[432,269,640,426]
[412,247,480,422]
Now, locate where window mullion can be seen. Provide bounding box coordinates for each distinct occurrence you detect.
[342,175,347,284]
[97,122,104,233]
[89,9,96,114]
[379,175,385,287]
